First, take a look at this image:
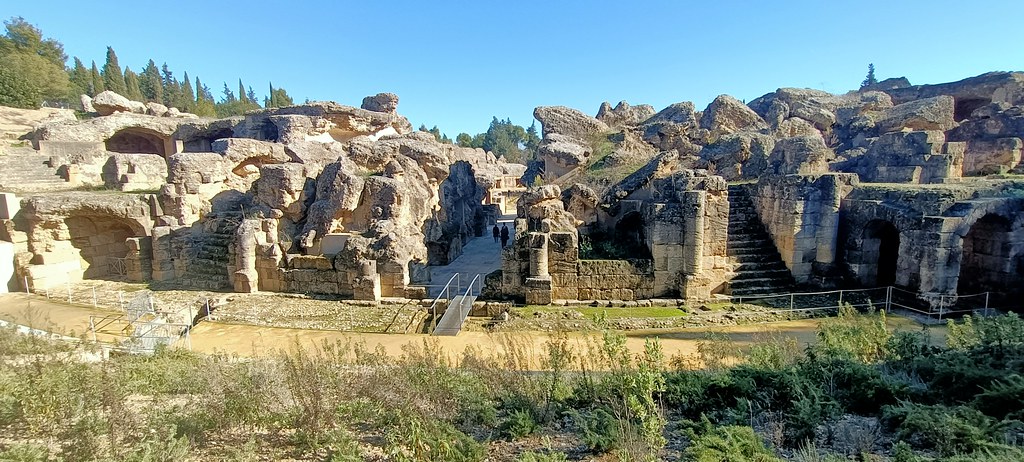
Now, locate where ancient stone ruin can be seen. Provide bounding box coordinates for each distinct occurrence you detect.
[2,73,1023,312]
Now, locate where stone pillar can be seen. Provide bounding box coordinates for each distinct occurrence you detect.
[528,233,549,277]
[123,237,153,282]
[815,177,841,265]
[352,259,381,301]
[681,190,705,275]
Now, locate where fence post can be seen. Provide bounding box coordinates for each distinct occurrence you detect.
[886,286,892,312]
[838,290,844,308]
[23,276,29,294]
[938,295,944,321]
[984,292,990,317]
[789,293,794,311]
[89,317,97,343]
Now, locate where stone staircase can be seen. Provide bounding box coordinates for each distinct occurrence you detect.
[726,184,795,296]
[0,147,72,193]
[180,217,236,290]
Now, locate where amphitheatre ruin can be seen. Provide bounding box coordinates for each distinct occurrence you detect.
[1,71,1023,342]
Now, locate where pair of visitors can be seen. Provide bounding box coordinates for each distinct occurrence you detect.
[500,224,510,247]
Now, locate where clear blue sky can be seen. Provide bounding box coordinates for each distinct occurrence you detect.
[8,1,1023,137]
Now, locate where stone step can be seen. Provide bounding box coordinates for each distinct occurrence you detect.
[735,261,789,272]
[729,285,794,297]
[728,276,794,290]
[727,239,774,249]
[727,247,779,257]
[732,252,782,264]
[732,268,793,281]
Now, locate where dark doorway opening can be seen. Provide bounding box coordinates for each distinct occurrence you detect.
[105,128,167,156]
[862,220,900,286]
[958,214,1012,295]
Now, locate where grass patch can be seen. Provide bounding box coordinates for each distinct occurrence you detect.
[516,306,688,319]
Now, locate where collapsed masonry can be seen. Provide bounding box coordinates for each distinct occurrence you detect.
[495,72,1024,308]
[1,92,525,299]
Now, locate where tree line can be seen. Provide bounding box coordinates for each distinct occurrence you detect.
[420,117,541,164]
[0,16,293,117]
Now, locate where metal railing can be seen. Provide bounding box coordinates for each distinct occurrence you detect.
[432,273,482,336]
[726,286,998,320]
[429,274,461,333]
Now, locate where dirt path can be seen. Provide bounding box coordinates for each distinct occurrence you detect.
[0,292,945,366]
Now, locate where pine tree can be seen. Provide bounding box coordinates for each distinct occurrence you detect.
[221,82,236,103]
[266,82,275,107]
[180,72,195,112]
[69,57,91,98]
[861,63,878,89]
[161,63,181,107]
[139,59,162,103]
[246,86,258,106]
[123,67,144,101]
[265,85,293,108]
[195,76,213,102]
[101,46,127,95]
[88,61,104,96]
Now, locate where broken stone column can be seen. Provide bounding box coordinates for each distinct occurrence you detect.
[352,259,381,301]
[528,233,549,277]
[123,237,153,282]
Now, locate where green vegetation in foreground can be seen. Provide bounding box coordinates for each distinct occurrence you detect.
[1,307,1023,461]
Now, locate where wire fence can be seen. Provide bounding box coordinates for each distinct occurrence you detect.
[726,286,999,320]
[87,290,192,354]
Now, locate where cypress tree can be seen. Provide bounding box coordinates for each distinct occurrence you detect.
[161,63,181,107]
[238,79,247,103]
[180,71,195,112]
[267,82,275,107]
[101,46,127,95]
[69,57,91,97]
[88,61,104,96]
[246,86,258,106]
[139,60,162,103]
[123,67,144,101]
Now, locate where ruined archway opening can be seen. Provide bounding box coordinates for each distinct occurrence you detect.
[581,212,652,260]
[65,216,135,280]
[958,214,1013,296]
[183,127,234,152]
[954,97,990,121]
[257,120,280,142]
[861,220,900,287]
[105,128,167,156]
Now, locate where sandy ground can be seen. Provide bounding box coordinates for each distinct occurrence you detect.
[0,292,946,369]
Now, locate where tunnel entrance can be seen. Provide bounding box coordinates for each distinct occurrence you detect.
[105,128,169,156]
[65,216,135,279]
[256,120,280,142]
[958,214,1014,296]
[183,127,234,152]
[861,220,900,287]
[954,97,991,121]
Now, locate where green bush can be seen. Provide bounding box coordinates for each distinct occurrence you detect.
[572,407,620,453]
[683,422,781,462]
[502,408,539,439]
[0,443,49,462]
[882,402,1015,456]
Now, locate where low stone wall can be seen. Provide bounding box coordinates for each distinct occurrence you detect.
[575,259,655,301]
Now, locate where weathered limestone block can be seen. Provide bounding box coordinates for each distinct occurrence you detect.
[596,101,656,128]
[699,95,768,141]
[533,106,609,140]
[0,193,20,220]
[877,95,956,133]
[962,137,1023,175]
[102,154,168,192]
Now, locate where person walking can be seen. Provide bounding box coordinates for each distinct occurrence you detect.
[492,224,500,243]
[500,224,510,248]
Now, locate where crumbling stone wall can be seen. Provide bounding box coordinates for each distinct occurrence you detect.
[752,173,857,283]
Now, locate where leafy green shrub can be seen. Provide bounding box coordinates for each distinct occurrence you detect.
[385,412,484,462]
[814,305,890,363]
[683,421,781,462]
[972,374,1024,420]
[882,402,1015,456]
[502,408,539,439]
[572,407,620,453]
[517,449,568,461]
[123,425,191,462]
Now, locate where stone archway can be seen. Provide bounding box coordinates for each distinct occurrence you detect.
[860,220,900,287]
[957,213,1016,296]
[65,215,137,279]
[613,211,652,259]
[105,127,172,156]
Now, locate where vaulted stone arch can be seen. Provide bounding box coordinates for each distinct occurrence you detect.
[105,127,176,157]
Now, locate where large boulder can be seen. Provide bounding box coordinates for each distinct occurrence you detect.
[596,101,656,128]
[700,132,775,180]
[91,91,134,116]
[766,135,833,175]
[360,92,399,113]
[517,185,578,233]
[252,163,314,222]
[534,106,608,141]
[699,95,768,140]
[877,95,956,133]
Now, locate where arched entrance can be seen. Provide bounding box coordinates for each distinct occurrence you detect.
[861,220,900,286]
[65,215,136,279]
[105,128,170,156]
[957,214,1013,295]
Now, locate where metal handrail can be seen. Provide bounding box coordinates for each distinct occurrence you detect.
[429,274,460,333]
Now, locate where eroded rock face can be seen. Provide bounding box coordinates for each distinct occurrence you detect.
[597,101,656,128]
[766,135,834,175]
[518,185,578,233]
[534,106,609,140]
[877,95,956,133]
[700,94,768,141]
[700,132,776,181]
